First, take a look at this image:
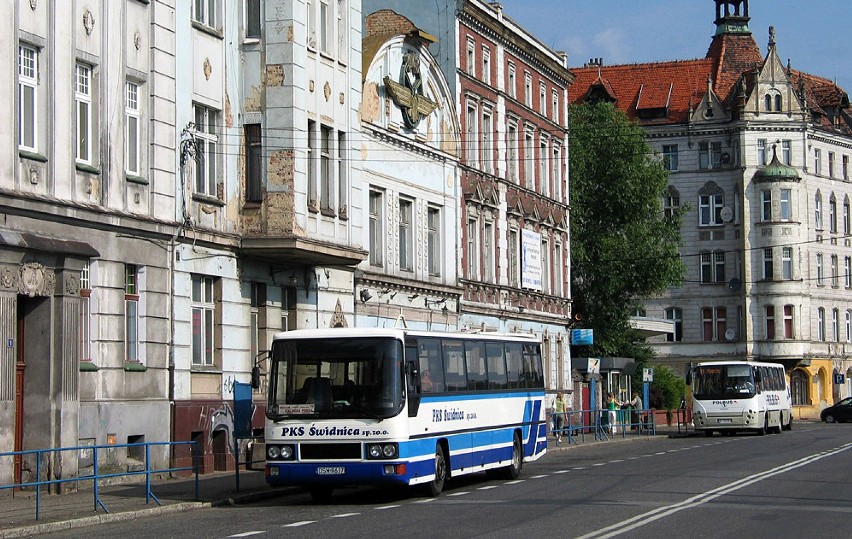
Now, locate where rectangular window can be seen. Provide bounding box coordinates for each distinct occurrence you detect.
[80,263,92,362]
[507,63,516,99]
[337,0,348,61]
[783,305,794,338]
[765,305,775,340]
[427,206,441,276]
[125,82,141,175]
[75,63,92,163]
[830,198,838,233]
[846,256,851,288]
[483,221,494,282]
[245,124,262,202]
[702,307,713,342]
[307,120,317,208]
[399,198,413,271]
[307,0,316,48]
[782,140,792,165]
[246,0,261,39]
[369,189,383,266]
[816,253,824,285]
[524,130,534,189]
[662,144,678,171]
[320,124,333,211]
[539,83,546,115]
[757,139,767,166]
[467,217,478,279]
[552,145,562,201]
[18,44,37,151]
[194,104,219,196]
[553,241,563,296]
[763,248,773,280]
[818,308,826,342]
[780,189,791,221]
[552,90,559,123]
[466,102,478,166]
[815,148,822,175]
[507,121,518,183]
[509,229,519,287]
[666,307,683,342]
[319,0,330,53]
[192,275,215,366]
[250,283,266,363]
[481,47,490,85]
[481,108,493,174]
[193,0,219,28]
[541,239,550,294]
[338,131,347,214]
[699,142,722,169]
[466,39,475,76]
[832,255,839,287]
[699,193,723,226]
[845,200,851,235]
[782,247,793,280]
[125,265,139,363]
[539,137,549,196]
[829,152,835,178]
[761,190,771,221]
[844,154,849,180]
[524,72,532,107]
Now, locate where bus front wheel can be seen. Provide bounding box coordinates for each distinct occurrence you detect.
[501,433,523,480]
[424,444,447,497]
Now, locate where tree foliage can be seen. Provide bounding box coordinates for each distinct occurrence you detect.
[649,365,687,411]
[569,102,685,357]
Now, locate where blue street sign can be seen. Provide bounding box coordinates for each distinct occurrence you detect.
[571,329,593,345]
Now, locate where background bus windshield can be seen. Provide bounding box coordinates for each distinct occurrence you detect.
[268,337,404,419]
[693,364,756,399]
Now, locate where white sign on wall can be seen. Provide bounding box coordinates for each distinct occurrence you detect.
[521,229,542,291]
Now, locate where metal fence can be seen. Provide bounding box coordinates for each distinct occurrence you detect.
[0,441,198,521]
[550,407,657,445]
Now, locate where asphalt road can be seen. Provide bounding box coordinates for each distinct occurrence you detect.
[44,423,852,539]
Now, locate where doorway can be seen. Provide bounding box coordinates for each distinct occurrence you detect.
[15,298,25,485]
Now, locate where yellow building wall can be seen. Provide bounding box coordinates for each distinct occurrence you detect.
[792,360,833,420]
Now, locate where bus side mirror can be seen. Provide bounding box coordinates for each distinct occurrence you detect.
[251,366,262,390]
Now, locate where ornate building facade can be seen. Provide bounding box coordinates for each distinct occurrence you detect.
[570,0,852,419]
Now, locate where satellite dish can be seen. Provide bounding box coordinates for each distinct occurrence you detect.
[724,329,736,341]
[729,278,741,292]
[720,206,734,222]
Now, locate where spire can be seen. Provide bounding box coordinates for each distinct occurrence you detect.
[713,0,751,36]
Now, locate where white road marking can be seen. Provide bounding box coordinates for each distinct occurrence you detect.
[375,504,401,510]
[283,521,315,527]
[554,470,571,474]
[228,533,266,538]
[478,485,499,489]
[330,512,361,518]
[447,491,470,497]
[577,442,852,539]
[505,480,525,485]
[530,474,548,479]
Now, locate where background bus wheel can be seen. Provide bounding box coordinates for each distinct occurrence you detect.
[756,415,767,436]
[784,416,793,431]
[501,433,523,480]
[424,444,447,497]
[309,486,334,503]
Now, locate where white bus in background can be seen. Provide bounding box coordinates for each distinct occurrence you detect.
[688,361,793,436]
[257,328,547,500]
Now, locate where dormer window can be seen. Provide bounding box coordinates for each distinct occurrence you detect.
[765,91,782,112]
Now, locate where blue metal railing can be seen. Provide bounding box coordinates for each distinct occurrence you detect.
[0,441,198,521]
[551,408,656,445]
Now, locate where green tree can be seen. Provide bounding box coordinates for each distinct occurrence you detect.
[649,365,687,412]
[569,102,685,358]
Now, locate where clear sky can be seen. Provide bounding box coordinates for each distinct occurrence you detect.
[495,0,852,92]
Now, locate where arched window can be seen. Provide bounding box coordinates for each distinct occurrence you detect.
[775,94,782,112]
[815,191,823,229]
[764,94,772,111]
[790,369,809,405]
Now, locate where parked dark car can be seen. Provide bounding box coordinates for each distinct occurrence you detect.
[820,397,852,423]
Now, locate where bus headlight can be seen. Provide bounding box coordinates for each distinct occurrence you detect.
[267,444,295,461]
[366,443,398,460]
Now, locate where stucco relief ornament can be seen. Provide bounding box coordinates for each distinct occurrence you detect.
[19,262,55,297]
[203,58,212,80]
[134,31,142,51]
[0,267,17,290]
[65,274,80,295]
[83,10,95,36]
[383,50,438,129]
[29,0,37,10]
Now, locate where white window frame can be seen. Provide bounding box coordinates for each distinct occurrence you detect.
[194,103,219,196]
[832,255,839,287]
[125,81,141,176]
[780,189,791,221]
[466,38,476,76]
[75,63,92,164]
[466,100,478,167]
[481,46,491,85]
[782,140,792,165]
[833,308,840,342]
[782,247,793,280]
[481,106,493,174]
[509,228,519,287]
[539,82,546,115]
[398,198,414,272]
[551,90,559,123]
[467,215,479,279]
[541,238,550,294]
[191,275,215,366]
[539,136,549,197]
[815,148,822,175]
[18,44,38,151]
[524,72,532,107]
[507,62,516,99]
[192,0,220,29]
[662,144,678,171]
[698,193,723,226]
[80,263,93,362]
[757,138,767,166]
[815,193,823,229]
[830,196,838,233]
[816,253,824,285]
[369,189,384,267]
[763,248,773,280]
[125,264,139,363]
[817,307,826,342]
[846,256,852,288]
[665,307,683,342]
[761,190,771,222]
[507,120,518,183]
[524,129,534,190]
[483,219,494,282]
[427,206,441,276]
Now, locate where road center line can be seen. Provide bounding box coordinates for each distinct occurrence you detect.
[577,442,852,539]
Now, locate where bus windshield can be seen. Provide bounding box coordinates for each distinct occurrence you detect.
[267,337,405,420]
[692,364,756,400]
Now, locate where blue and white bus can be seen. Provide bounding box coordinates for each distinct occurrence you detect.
[258,328,547,500]
[688,361,793,436]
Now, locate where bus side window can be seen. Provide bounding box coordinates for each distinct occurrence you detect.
[505,343,523,389]
[419,338,445,393]
[522,344,544,388]
[442,340,467,391]
[486,342,508,390]
[465,341,488,390]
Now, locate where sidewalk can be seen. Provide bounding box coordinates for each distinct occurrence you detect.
[0,469,296,538]
[0,426,692,537]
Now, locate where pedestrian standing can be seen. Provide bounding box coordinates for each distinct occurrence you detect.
[553,392,566,443]
[629,391,643,430]
[606,393,622,434]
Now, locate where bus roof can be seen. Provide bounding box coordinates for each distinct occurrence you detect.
[270,327,541,343]
[692,360,787,368]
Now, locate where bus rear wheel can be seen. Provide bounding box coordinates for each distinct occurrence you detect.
[500,433,523,480]
[424,444,447,497]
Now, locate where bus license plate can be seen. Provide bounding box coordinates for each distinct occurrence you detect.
[316,467,345,475]
[717,418,732,424]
